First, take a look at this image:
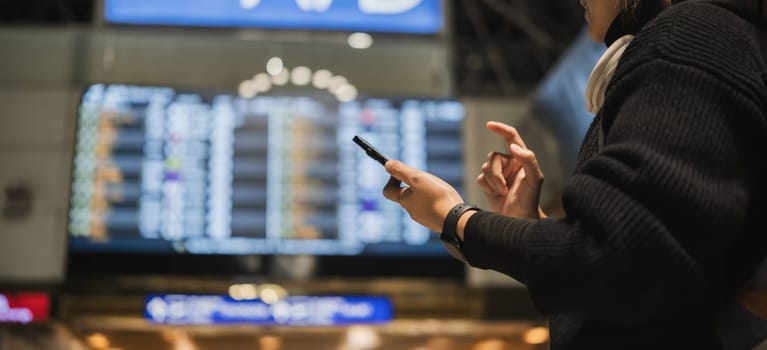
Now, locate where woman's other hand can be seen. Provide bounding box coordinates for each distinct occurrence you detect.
[477,121,546,219]
[382,160,464,233]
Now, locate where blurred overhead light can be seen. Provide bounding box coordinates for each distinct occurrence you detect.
[348,32,373,49]
[86,333,110,349]
[260,335,282,350]
[229,283,259,300]
[253,73,272,92]
[239,67,360,98]
[328,75,348,93]
[259,283,288,304]
[271,69,291,86]
[523,327,549,345]
[238,80,257,99]
[471,339,506,350]
[243,284,259,300]
[342,325,381,350]
[291,66,313,86]
[266,57,284,76]
[312,69,333,89]
[335,84,358,102]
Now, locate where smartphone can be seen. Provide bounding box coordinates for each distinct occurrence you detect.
[352,135,389,166]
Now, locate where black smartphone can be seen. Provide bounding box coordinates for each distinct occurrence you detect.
[352,135,389,166]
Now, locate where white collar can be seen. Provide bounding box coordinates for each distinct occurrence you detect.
[585,34,634,113]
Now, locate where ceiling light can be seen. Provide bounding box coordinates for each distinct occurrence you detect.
[343,325,380,350]
[328,75,348,93]
[291,66,313,86]
[229,284,243,300]
[253,73,272,92]
[271,69,290,86]
[238,80,257,99]
[347,32,373,49]
[471,339,506,350]
[335,84,358,102]
[312,69,333,89]
[239,284,259,300]
[86,333,109,349]
[266,57,284,76]
[523,327,549,345]
[259,283,288,304]
[260,335,282,350]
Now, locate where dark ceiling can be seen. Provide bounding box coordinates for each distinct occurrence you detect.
[451,0,584,96]
[0,0,585,97]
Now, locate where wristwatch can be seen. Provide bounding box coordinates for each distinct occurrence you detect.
[440,203,481,263]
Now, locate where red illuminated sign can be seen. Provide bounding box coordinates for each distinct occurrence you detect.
[0,293,50,324]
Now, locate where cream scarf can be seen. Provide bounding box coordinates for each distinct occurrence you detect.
[585,34,635,113]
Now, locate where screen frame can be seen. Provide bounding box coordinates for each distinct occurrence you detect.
[67,253,464,278]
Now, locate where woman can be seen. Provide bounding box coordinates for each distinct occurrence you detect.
[383,0,767,348]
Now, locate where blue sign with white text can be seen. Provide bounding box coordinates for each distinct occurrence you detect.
[144,295,393,325]
[104,0,443,34]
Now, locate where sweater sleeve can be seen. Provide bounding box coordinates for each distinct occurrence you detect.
[462,56,766,323]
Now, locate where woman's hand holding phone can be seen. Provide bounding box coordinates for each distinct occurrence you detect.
[382,160,464,233]
[352,135,464,234]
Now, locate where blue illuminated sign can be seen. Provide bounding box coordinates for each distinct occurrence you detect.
[104,0,442,34]
[144,295,393,325]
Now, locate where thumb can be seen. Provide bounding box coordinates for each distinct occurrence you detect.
[509,144,543,179]
[385,160,417,185]
[383,176,404,203]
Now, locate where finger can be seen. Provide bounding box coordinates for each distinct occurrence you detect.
[476,173,495,195]
[487,121,527,149]
[485,151,511,165]
[509,144,543,180]
[383,176,403,202]
[507,148,523,179]
[508,168,526,194]
[484,152,510,194]
[492,151,517,181]
[385,160,419,186]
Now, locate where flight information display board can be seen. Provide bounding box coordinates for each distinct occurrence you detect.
[103,0,443,34]
[68,84,464,255]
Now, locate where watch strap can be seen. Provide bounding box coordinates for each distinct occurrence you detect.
[440,203,480,262]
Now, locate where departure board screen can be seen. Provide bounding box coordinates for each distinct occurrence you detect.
[68,84,464,255]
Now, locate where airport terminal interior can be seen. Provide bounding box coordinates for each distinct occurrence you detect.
[7,0,762,349]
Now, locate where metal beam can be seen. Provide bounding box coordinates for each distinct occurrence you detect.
[461,0,519,96]
[481,0,554,49]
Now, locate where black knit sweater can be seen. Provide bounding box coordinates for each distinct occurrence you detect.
[462,1,767,348]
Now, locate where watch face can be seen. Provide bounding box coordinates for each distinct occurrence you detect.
[440,233,467,263]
